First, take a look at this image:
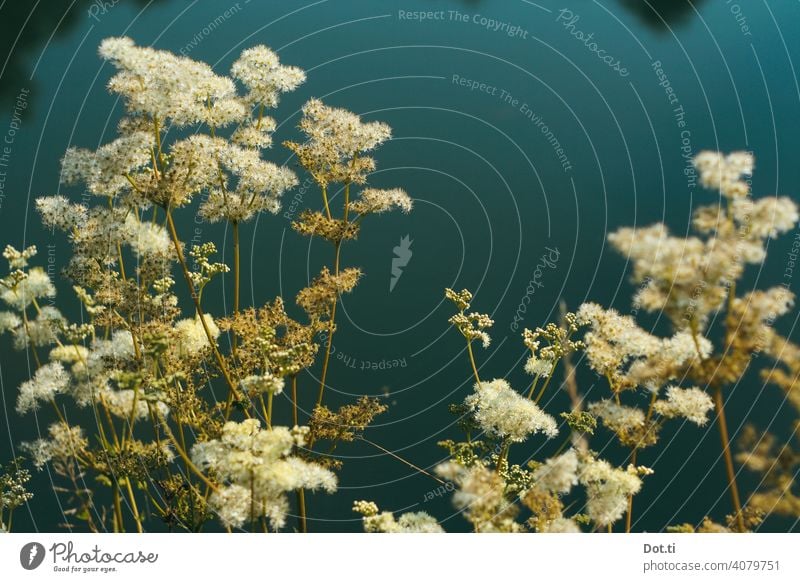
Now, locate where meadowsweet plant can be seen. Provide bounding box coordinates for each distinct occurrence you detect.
[0,38,410,533]
[2,36,798,534]
[356,150,800,534]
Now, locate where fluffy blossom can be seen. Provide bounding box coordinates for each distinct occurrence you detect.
[191,419,336,529]
[531,450,579,494]
[99,37,245,127]
[17,362,70,414]
[693,150,753,198]
[240,374,285,396]
[350,188,413,215]
[353,501,444,533]
[579,457,643,526]
[1,268,56,310]
[22,423,88,469]
[285,98,391,187]
[435,461,520,532]
[588,400,645,433]
[654,386,714,426]
[231,45,306,107]
[174,314,220,355]
[464,379,558,442]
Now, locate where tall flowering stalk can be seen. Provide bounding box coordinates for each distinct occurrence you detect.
[2,36,799,533]
[354,151,800,534]
[0,38,407,533]
[285,101,411,408]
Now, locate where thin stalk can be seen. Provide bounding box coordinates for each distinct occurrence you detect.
[296,490,307,533]
[625,391,658,533]
[713,386,745,532]
[533,360,560,404]
[316,242,342,407]
[159,419,219,492]
[165,209,245,413]
[357,436,445,485]
[291,375,298,426]
[465,341,481,385]
[125,480,143,533]
[112,483,125,533]
[321,186,332,219]
[232,221,240,359]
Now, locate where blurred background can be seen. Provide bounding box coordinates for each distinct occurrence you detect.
[1,0,798,532]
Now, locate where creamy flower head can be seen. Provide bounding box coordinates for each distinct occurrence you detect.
[350,188,413,215]
[654,386,714,426]
[694,150,754,198]
[1,268,56,310]
[174,314,220,355]
[232,45,306,107]
[532,449,579,494]
[191,419,336,530]
[17,362,70,414]
[589,400,645,433]
[465,379,558,442]
[100,37,244,127]
[353,500,443,533]
[579,456,643,526]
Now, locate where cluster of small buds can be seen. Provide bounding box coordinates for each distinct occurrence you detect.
[188,243,229,291]
[445,288,493,348]
[3,245,37,269]
[352,500,379,517]
[240,373,285,396]
[448,312,494,348]
[445,287,472,311]
[522,315,584,377]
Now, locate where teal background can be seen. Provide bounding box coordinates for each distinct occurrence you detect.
[1,0,799,532]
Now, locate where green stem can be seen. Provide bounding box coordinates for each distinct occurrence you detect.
[232,221,240,359]
[165,209,245,415]
[465,341,481,385]
[316,243,342,408]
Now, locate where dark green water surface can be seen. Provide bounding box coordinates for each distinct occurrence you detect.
[1,0,799,532]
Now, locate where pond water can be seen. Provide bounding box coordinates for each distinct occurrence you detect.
[1,0,799,532]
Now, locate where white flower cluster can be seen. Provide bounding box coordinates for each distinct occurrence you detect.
[588,400,645,434]
[350,188,413,215]
[197,141,299,222]
[287,98,392,188]
[300,98,392,158]
[1,267,55,310]
[531,449,579,494]
[61,132,153,196]
[191,419,336,529]
[16,362,70,414]
[174,314,220,356]
[464,379,558,442]
[693,150,754,199]
[577,303,709,391]
[100,37,244,127]
[240,373,285,396]
[525,356,554,378]
[654,386,714,426]
[231,46,306,108]
[435,461,520,532]
[608,152,799,330]
[353,500,443,533]
[22,423,88,469]
[578,457,643,527]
